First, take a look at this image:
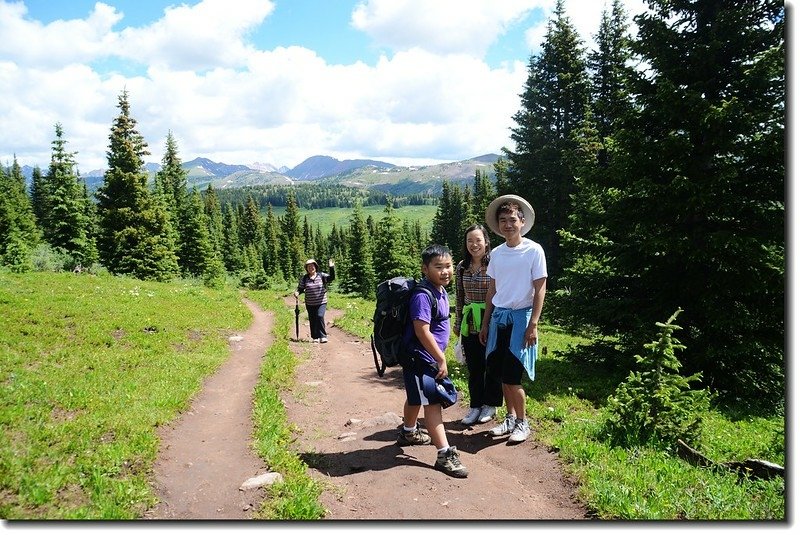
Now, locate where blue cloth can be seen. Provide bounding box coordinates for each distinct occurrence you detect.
[485,307,537,381]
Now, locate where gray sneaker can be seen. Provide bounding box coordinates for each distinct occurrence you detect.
[508,419,531,444]
[397,424,432,446]
[435,446,468,478]
[489,413,516,436]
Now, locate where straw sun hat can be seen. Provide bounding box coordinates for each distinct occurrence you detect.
[484,194,535,237]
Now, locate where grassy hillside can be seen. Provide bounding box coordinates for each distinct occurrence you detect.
[271,203,438,235]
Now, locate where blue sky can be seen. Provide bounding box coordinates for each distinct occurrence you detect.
[1,0,649,172]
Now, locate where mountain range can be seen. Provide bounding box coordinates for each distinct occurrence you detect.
[18,153,501,196]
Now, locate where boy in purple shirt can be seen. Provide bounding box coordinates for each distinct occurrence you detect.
[396,244,468,478]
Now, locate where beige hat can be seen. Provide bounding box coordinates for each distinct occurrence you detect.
[304,259,318,270]
[485,194,535,237]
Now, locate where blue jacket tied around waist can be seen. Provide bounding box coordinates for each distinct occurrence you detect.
[485,307,537,381]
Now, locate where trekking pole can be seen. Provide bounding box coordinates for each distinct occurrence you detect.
[294,296,300,341]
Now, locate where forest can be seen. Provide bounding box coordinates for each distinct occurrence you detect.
[0,0,784,410]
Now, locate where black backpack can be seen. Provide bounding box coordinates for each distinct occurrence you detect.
[370,276,437,377]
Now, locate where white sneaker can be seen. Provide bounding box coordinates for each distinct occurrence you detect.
[461,407,481,425]
[477,405,496,423]
[508,419,531,444]
[320,337,328,343]
[311,338,320,343]
[489,413,516,436]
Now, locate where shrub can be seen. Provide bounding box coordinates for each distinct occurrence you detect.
[603,309,711,449]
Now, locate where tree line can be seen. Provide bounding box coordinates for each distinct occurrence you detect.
[0,0,784,404]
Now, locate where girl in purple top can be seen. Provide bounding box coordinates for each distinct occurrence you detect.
[396,244,468,478]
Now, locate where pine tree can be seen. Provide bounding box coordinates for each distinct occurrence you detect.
[154,131,188,228]
[0,162,37,271]
[95,91,179,281]
[604,309,710,448]
[203,184,224,258]
[373,199,416,282]
[571,1,785,402]
[342,201,375,298]
[280,190,305,280]
[221,203,244,273]
[30,165,47,227]
[504,0,591,284]
[177,188,214,277]
[263,203,282,279]
[41,123,95,268]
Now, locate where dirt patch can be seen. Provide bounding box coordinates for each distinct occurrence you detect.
[144,297,590,522]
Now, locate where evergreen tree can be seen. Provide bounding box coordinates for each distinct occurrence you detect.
[280,190,305,280]
[239,195,264,272]
[95,91,179,281]
[504,0,591,284]
[203,184,224,258]
[221,203,244,273]
[341,201,375,298]
[30,165,47,227]
[41,123,95,267]
[373,199,416,282]
[567,1,785,402]
[154,131,187,223]
[177,188,214,277]
[263,203,282,279]
[0,159,38,271]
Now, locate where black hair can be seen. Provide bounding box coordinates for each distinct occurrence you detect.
[421,244,452,266]
[460,224,491,268]
[496,201,525,223]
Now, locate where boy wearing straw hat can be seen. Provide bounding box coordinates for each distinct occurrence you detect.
[479,195,547,444]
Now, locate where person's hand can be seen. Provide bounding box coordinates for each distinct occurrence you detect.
[478,325,488,346]
[436,361,449,379]
[293,291,299,298]
[524,323,539,348]
[328,258,334,267]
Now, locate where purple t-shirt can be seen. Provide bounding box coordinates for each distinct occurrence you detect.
[402,280,450,367]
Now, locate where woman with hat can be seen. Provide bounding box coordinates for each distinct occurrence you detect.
[478,195,547,444]
[293,258,335,343]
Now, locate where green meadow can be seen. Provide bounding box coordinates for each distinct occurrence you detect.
[0,273,785,520]
[270,204,437,234]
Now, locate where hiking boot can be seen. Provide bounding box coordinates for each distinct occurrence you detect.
[397,424,431,446]
[489,413,516,436]
[508,419,531,444]
[435,446,468,478]
[477,405,497,423]
[461,407,481,425]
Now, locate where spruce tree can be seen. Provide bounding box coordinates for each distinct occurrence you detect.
[42,123,95,268]
[280,190,305,280]
[221,203,244,273]
[504,0,591,284]
[373,199,416,282]
[571,1,785,402]
[342,201,375,298]
[0,160,38,271]
[203,184,224,258]
[263,203,282,279]
[95,91,179,281]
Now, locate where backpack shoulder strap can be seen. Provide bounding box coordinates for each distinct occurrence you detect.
[411,280,438,317]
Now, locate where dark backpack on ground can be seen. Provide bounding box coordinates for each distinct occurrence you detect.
[370,276,437,377]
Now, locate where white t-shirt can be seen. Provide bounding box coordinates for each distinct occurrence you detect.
[487,238,548,310]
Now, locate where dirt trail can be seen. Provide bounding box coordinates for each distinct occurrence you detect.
[145,297,589,521]
[145,298,273,519]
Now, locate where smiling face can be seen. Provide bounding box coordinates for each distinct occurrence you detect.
[496,203,525,245]
[422,254,453,289]
[305,263,317,276]
[465,228,488,262]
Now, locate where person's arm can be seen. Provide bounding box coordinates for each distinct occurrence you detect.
[293,276,305,298]
[454,264,464,334]
[413,319,448,379]
[478,278,496,346]
[326,258,335,282]
[524,277,547,348]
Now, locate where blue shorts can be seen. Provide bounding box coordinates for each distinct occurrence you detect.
[402,358,439,407]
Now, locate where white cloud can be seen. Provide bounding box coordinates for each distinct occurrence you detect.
[351,0,545,57]
[0,0,651,173]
